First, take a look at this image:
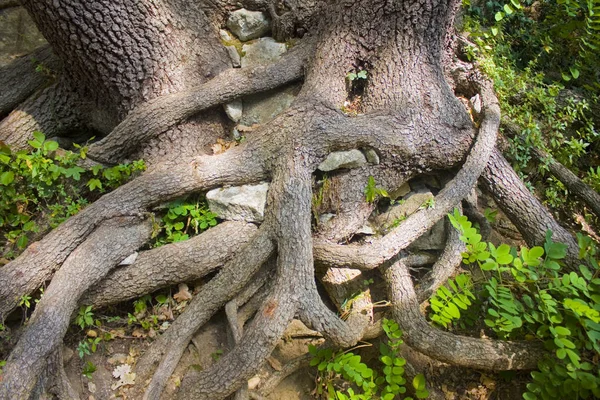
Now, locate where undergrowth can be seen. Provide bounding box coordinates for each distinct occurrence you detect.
[0,132,145,260]
[461,0,600,225]
[428,210,600,399]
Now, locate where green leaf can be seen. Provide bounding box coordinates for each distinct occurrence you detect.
[504,4,513,14]
[570,67,580,79]
[0,171,14,185]
[413,374,426,391]
[16,235,28,249]
[495,11,504,21]
[33,131,45,143]
[43,140,59,152]
[491,27,499,36]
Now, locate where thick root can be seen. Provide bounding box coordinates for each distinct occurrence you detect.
[81,221,257,308]
[383,260,543,370]
[0,216,152,399]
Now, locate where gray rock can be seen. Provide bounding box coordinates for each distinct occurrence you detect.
[319,213,336,224]
[318,150,367,172]
[219,29,233,42]
[469,93,482,116]
[224,99,243,122]
[232,127,242,141]
[227,9,271,42]
[241,37,286,68]
[225,45,241,67]
[363,148,380,164]
[118,252,138,266]
[240,84,299,125]
[206,183,269,223]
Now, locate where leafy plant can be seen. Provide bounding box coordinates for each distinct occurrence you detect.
[153,197,218,246]
[364,176,389,203]
[428,274,476,329]
[309,319,428,399]
[82,361,96,379]
[446,209,600,399]
[347,70,368,82]
[76,305,94,330]
[211,349,223,362]
[0,132,145,258]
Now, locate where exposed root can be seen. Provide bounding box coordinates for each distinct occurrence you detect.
[383,260,544,370]
[0,81,87,150]
[81,221,257,308]
[86,42,311,163]
[0,148,267,319]
[482,149,580,266]
[0,0,20,11]
[31,348,80,400]
[138,228,275,400]
[0,45,59,117]
[0,216,152,399]
[533,148,600,218]
[255,353,312,397]
[416,218,465,303]
[313,81,500,270]
[226,300,249,400]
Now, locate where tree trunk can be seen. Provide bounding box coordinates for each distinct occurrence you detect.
[0,1,581,399]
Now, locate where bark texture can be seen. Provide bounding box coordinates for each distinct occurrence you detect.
[0,0,580,399]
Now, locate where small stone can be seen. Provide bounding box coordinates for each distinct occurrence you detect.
[469,94,482,116]
[239,84,299,125]
[88,381,97,394]
[227,9,271,41]
[318,149,367,172]
[225,45,241,67]
[118,252,138,266]
[241,37,286,68]
[206,183,269,222]
[363,148,380,165]
[219,29,233,42]
[248,376,261,390]
[107,353,128,365]
[232,127,241,140]
[63,346,74,364]
[319,213,335,224]
[223,99,243,122]
[356,223,375,235]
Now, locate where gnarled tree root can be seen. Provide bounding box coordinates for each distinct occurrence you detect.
[383,260,544,370]
[0,216,152,399]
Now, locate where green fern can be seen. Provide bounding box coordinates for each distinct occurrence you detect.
[428,274,476,328]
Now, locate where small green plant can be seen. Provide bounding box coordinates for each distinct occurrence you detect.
[446,209,600,399]
[211,349,223,362]
[77,340,91,358]
[0,132,144,258]
[483,208,498,223]
[309,319,428,399]
[419,198,435,210]
[0,360,6,374]
[153,197,218,246]
[82,361,96,379]
[18,294,32,309]
[428,274,476,329]
[346,70,368,82]
[364,176,389,203]
[76,305,94,330]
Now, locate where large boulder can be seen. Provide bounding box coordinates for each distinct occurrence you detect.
[206,183,269,223]
[226,9,271,42]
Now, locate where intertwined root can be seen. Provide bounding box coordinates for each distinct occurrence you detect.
[0,45,580,400]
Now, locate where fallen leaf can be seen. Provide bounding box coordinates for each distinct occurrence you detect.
[173,283,193,302]
[111,364,136,390]
[131,328,146,338]
[86,330,97,338]
[267,356,282,371]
